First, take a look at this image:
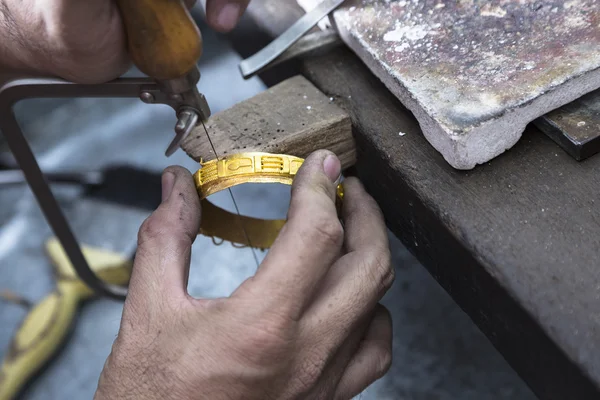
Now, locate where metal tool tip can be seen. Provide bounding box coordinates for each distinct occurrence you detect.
[165,138,178,157]
[165,142,178,157]
[165,109,200,157]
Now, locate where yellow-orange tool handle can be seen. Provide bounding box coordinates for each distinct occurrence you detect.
[116,0,203,80]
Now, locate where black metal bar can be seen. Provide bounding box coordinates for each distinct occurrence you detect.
[534,88,600,161]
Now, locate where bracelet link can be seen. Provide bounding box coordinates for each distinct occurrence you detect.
[194,152,344,249]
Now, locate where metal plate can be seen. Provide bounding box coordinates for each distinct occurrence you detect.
[535,88,600,161]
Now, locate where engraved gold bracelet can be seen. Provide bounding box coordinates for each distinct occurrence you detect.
[193,152,344,249]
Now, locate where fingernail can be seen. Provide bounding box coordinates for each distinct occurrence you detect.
[323,154,341,183]
[216,3,241,31]
[162,171,175,202]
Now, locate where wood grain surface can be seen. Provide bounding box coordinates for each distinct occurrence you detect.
[181,75,355,167]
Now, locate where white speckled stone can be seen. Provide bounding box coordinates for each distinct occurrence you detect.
[299,0,600,169]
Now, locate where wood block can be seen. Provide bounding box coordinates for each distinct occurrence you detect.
[181,75,355,168]
[298,0,600,169]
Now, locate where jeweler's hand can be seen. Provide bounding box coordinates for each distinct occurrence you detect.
[0,0,246,83]
[94,150,394,400]
[205,0,253,32]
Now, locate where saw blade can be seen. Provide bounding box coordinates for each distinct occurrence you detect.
[200,120,260,267]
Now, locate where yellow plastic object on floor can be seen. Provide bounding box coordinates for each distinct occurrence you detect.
[0,238,131,400]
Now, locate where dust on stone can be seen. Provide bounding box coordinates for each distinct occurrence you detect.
[334,0,600,127]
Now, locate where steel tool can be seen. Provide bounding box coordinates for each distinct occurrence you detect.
[239,0,346,79]
[117,0,211,157]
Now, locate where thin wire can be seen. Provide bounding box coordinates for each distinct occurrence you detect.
[200,120,260,268]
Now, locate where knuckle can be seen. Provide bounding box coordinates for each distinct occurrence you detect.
[373,343,393,378]
[365,249,394,293]
[314,178,335,199]
[137,214,164,245]
[138,212,181,247]
[311,217,344,248]
[296,352,328,392]
[239,314,295,364]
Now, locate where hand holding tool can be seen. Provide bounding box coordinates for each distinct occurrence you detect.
[0,0,215,299]
[116,0,211,156]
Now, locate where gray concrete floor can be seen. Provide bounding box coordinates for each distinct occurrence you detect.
[0,18,537,400]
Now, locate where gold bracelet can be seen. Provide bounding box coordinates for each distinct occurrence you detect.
[193,152,344,249]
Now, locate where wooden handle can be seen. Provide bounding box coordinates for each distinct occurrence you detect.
[116,0,202,80]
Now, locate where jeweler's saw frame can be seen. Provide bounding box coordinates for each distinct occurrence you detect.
[0,77,194,300]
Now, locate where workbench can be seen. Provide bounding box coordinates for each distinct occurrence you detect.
[227,1,600,399]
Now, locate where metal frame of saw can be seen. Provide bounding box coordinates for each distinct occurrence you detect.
[0,77,192,300]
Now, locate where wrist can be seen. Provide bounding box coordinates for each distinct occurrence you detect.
[94,346,182,400]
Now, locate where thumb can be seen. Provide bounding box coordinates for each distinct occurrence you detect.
[128,166,202,302]
[205,0,251,32]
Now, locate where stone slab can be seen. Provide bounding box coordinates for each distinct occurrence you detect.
[299,0,600,169]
